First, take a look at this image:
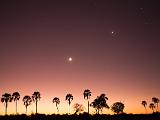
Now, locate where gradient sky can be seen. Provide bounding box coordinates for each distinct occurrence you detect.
[0,0,160,115]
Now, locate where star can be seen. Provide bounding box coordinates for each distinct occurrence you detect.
[111,31,114,34]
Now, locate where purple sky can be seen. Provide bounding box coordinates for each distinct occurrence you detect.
[0,0,160,114]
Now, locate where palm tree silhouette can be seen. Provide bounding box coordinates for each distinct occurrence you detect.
[23,95,32,114]
[65,93,73,114]
[141,100,147,113]
[90,93,109,114]
[12,92,20,114]
[149,103,155,113]
[32,91,41,114]
[1,93,12,115]
[52,97,60,113]
[111,102,125,114]
[83,89,91,114]
[152,97,159,112]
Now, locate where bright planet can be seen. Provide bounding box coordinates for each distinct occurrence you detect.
[68,57,73,62]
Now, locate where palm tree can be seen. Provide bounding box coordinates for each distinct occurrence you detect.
[23,95,32,114]
[65,93,73,114]
[52,97,60,113]
[32,91,41,114]
[152,97,159,112]
[141,100,147,113]
[1,93,12,115]
[90,93,109,114]
[83,89,91,114]
[111,102,125,114]
[12,92,20,114]
[149,103,155,113]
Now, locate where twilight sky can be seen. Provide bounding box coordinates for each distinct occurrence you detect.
[0,0,160,114]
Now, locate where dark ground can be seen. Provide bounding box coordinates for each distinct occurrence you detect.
[0,113,160,120]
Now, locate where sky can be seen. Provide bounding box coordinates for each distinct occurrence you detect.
[0,0,160,115]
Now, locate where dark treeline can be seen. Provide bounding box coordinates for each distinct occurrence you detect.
[0,113,160,120]
[1,89,160,115]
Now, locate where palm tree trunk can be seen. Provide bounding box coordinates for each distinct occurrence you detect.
[145,107,147,113]
[68,104,70,114]
[5,102,8,115]
[36,100,37,114]
[26,106,27,114]
[56,104,59,113]
[88,100,90,114]
[152,108,154,113]
[16,100,17,114]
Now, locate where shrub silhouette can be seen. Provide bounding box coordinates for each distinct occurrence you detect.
[111,102,125,114]
[73,103,84,114]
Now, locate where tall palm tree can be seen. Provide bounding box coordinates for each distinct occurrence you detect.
[83,89,91,114]
[1,93,12,115]
[65,93,73,114]
[32,91,41,114]
[12,92,20,114]
[23,95,32,114]
[52,97,60,113]
[149,103,155,113]
[152,97,159,112]
[141,100,147,113]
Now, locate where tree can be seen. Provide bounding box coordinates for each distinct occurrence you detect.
[23,95,32,114]
[1,93,12,115]
[65,93,73,114]
[141,100,147,113]
[111,102,125,114]
[149,103,155,113]
[73,103,84,114]
[32,91,41,114]
[152,97,159,112]
[12,92,20,114]
[90,94,109,114]
[52,97,60,113]
[83,89,91,114]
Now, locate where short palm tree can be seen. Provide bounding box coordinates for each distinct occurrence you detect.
[149,103,155,113]
[1,93,12,115]
[141,100,147,113]
[23,95,32,114]
[152,97,159,112]
[32,91,41,114]
[83,89,91,114]
[65,93,73,114]
[52,97,60,113]
[12,92,20,114]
